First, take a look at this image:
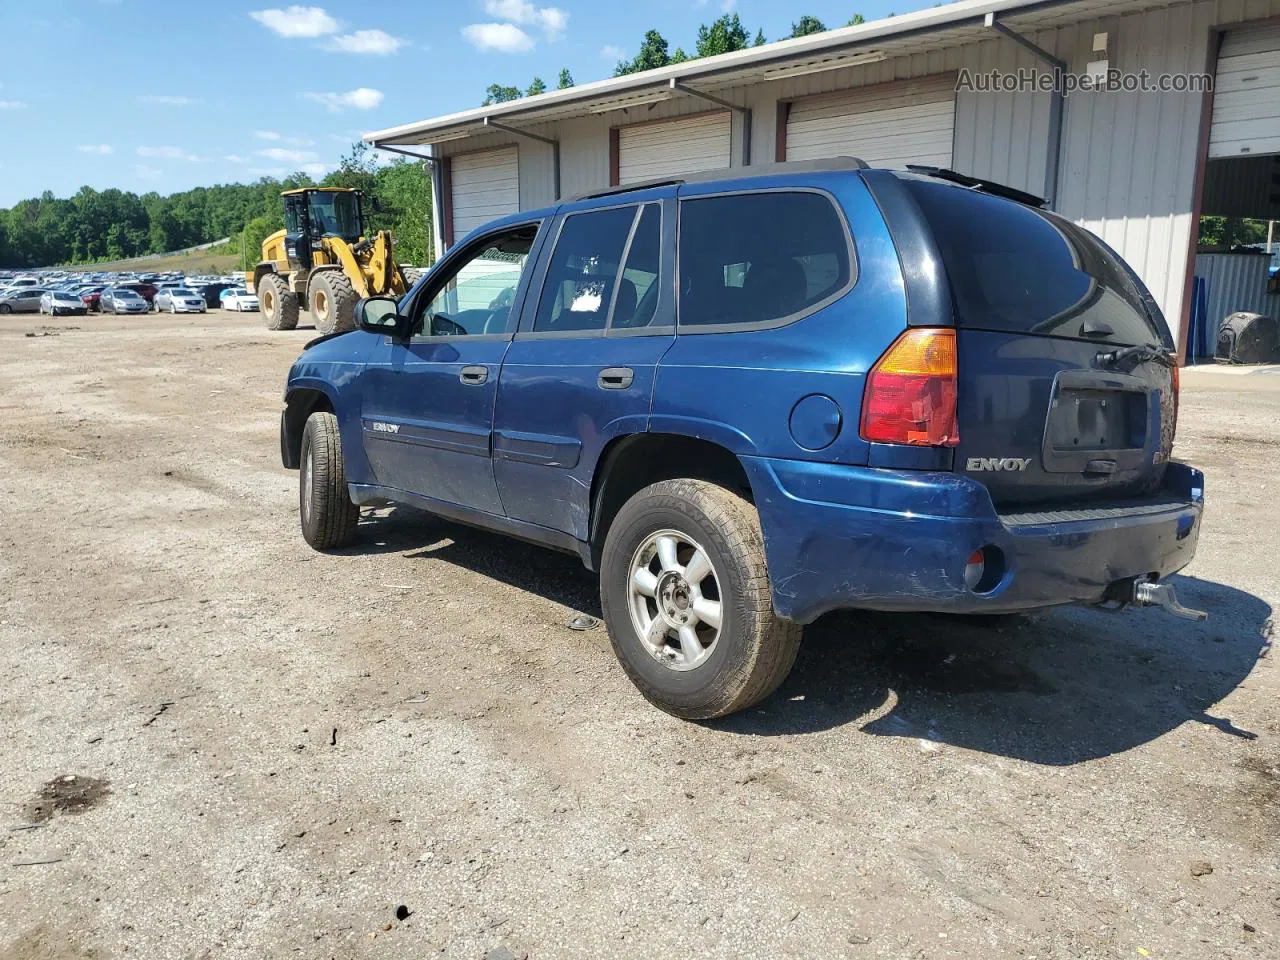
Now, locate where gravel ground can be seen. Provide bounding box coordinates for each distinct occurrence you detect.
[0,311,1276,960]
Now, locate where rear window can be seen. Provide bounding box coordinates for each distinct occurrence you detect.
[904,178,1164,346]
[678,191,852,328]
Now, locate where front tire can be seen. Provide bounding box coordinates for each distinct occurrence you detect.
[308,270,357,336]
[599,479,801,720]
[258,273,299,331]
[299,411,359,550]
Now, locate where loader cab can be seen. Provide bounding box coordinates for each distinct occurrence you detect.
[282,188,365,270]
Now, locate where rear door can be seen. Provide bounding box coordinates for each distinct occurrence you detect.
[492,190,676,539]
[900,176,1177,507]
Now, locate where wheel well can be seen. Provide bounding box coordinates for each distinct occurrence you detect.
[588,433,752,567]
[281,389,334,469]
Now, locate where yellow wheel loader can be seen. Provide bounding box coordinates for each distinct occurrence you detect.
[248,187,422,335]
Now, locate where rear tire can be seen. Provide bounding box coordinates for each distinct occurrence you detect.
[309,270,357,336]
[258,273,299,331]
[299,411,359,550]
[401,266,425,286]
[599,479,801,720]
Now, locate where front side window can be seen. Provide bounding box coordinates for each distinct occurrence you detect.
[678,191,853,328]
[308,192,361,239]
[412,224,539,338]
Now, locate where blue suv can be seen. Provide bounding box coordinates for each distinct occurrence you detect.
[280,158,1205,719]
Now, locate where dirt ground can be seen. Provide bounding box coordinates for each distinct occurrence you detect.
[0,311,1276,960]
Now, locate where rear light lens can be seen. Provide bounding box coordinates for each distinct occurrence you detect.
[963,550,985,590]
[860,327,959,447]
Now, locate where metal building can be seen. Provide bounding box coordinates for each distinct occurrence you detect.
[365,0,1280,361]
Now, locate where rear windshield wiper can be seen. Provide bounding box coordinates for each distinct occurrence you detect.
[1096,343,1173,372]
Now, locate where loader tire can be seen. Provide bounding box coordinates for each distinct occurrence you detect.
[258,273,299,331]
[401,266,425,287]
[309,270,357,337]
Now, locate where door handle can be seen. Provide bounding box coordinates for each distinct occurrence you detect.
[597,367,634,390]
[459,365,488,385]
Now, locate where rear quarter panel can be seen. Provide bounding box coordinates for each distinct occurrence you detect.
[652,172,906,466]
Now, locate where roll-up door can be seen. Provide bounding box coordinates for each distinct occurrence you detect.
[617,112,732,184]
[1210,23,1280,158]
[785,74,957,169]
[451,146,519,241]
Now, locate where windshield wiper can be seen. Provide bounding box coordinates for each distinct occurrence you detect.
[1096,343,1173,372]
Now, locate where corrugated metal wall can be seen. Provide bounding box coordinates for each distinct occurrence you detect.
[431,0,1280,345]
[1194,252,1280,334]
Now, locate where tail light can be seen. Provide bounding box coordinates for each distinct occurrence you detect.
[1170,361,1180,439]
[860,327,959,447]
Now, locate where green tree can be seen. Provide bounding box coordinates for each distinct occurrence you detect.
[239,215,279,270]
[614,29,676,76]
[527,76,547,96]
[848,13,866,26]
[791,15,827,37]
[378,160,434,265]
[696,14,752,57]
[754,28,766,46]
[557,68,574,89]
[482,83,522,106]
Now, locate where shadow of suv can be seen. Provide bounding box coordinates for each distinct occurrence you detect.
[278,158,1204,720]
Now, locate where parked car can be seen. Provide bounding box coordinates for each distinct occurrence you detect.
[221,289,260,312]
[0,288,46,313]
[278,160,1205,719]
[199,281,237,307]
[39,290,89,316]
[100,288,150,314]
[77,286,107,312]
[115,282,158,306]
[155,287,208,313]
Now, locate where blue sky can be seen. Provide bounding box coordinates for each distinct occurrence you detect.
[0,0,928,207]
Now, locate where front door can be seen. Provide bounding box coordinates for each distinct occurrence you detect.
[358,221,544,516]
[493,192,676,540]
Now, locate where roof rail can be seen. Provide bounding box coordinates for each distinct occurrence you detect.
[904,165,1047,207]
[570,156,869,202]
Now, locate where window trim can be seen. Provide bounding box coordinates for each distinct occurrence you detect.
[404,217,545,344]
[674,186,858,335]
[518,199,671,341]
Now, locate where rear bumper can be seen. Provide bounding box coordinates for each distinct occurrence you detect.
[742,457,1204,624]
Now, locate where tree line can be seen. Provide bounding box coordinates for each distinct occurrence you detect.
[0,144,434,269]
[482,13,875,104]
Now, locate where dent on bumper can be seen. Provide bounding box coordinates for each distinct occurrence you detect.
[741,456,1204,624]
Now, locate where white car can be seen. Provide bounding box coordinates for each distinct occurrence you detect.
[39,290,89,316]
[155,287,207,314]
[221,289,260,312]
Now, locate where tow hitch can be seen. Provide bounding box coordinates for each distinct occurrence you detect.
[1101,576,1207,621]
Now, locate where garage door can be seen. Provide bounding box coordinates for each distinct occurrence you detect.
[451,147,519,241]
[785,74,957,168]
[1210,23,1280,158]
[617,113,732,185]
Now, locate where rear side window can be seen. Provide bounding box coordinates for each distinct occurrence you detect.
[903,178,1165,346]
[678,191,853,328]
[534,206,636,333]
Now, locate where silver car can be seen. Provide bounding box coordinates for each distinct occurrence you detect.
[0,288,46,314]
[100,288,150,314]
[40,290,89,316]
[155,287,207,314]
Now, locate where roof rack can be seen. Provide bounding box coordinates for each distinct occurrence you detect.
[904,165,1047,207]
[570,156,869,202]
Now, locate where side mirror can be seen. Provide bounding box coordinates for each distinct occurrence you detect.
[358,296,411,339]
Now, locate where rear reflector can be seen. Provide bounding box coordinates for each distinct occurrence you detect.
[963,550,985,591]
[860,327,959,447]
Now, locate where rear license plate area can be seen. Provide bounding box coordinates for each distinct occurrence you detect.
[1042,375,1149,475]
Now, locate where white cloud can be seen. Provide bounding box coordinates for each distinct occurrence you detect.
[481,0,567,39]
[139,95,196,105]
[137,145,202,161]
[258,147,319,163]
[303,87,384,111]
[462,22,534,53]
[0,100,28,110]
[249,5,339,38]
[254,130,282,141]
[600,44,625,60]
[134,164,162,179]
[223,154,246,163]
[328,28,406,55]
[254,130,314,145]
[77,144,114,155]
[300,163,330,178]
